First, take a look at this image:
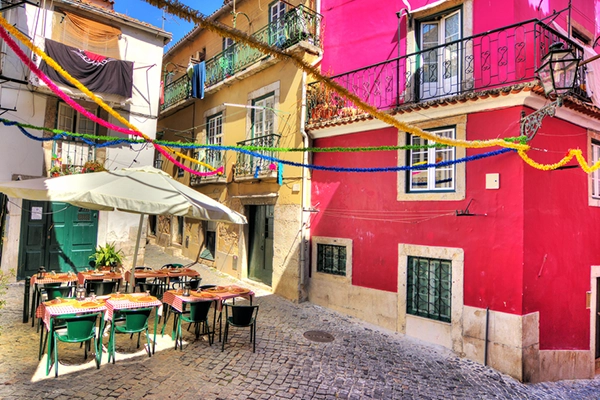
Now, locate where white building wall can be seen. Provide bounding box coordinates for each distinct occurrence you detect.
[0,2,169,278]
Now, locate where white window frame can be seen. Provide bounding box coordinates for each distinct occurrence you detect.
[589,131,600,206]
[252,94,275,138]
[204,113,223,170]
[408,127,456,192]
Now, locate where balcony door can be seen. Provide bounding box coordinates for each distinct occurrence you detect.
[419,10,461,100]
[269,1,286,46]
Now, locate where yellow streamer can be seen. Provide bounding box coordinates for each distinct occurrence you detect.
[0,15,215,171]
[144,0,530,152]
[518,149,600,173]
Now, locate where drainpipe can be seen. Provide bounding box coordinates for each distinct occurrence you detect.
[299,0,323,302]
[484,307,490,366]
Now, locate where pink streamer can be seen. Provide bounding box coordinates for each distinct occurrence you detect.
[0,26,222,177]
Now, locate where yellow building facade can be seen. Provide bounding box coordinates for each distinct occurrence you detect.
[157,0,322,301]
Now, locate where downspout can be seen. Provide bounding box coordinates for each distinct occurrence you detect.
[299,0,323,302]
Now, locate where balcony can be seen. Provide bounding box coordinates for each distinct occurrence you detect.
[190,148,227,186]
[161,4,322,113]
[235,134,280,179]
[50,140,96,176]
[306,19,588,126]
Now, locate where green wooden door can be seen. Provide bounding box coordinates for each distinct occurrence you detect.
[18,201,98,280]
[248,205,274,286]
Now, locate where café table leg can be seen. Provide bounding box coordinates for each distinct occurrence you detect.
[46,318,53,376]
[97,317,106,367]
[161,303,171,336]
[30,283,38,327]
[152,307,158,354]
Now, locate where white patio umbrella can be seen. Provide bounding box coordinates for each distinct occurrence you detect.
[0,166,246,288]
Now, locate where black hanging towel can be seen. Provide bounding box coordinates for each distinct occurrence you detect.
[39,39,133,98]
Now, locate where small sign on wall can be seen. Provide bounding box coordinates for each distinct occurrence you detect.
[31,206,43,220]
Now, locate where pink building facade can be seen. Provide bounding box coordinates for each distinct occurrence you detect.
[306,0,600,382]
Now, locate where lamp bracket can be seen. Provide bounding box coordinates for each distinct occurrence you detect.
[520,98,562,141]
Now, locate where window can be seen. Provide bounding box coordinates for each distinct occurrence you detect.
[206,113,223,168]
[312,236,352,281]
[252,93,275,137]
[221,37,235,77]
[408,127,455,192]
[592,140,600,199]
[406,256,451,322]
[53,103,96,168]
[269,1,286,46]
[317,243,347,276]
[419,9,461,99]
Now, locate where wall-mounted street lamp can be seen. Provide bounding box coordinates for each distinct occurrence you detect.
[521,42,582,140]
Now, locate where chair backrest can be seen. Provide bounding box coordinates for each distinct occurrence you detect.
[189,278,202,290]
[161,263,183,269]
[56,313,99,341]
[43,282,63,288]
[198,284,216,290]
[118,308,152,332]
[227,304,259,326]
[88,281,117,296]
[138,282,163,298]
[135,266,152,271]
[46,286,73,300]
[188,301,212,322]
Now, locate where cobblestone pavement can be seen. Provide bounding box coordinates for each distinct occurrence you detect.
[1,245,600,399]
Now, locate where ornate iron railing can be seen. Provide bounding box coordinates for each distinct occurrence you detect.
[161,73,191,111]
[235,134,281,177]
[161,5,321,112]
[307,19,587,124]
[190,148,226,185]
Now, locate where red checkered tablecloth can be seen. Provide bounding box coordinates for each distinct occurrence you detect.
[163,287,254,313]
[36,301,106,330]
[104,294,162,321]
[31,274,78,286]
[77,272,124,285]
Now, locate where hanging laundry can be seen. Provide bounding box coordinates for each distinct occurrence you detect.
[39,39,133,98]
[191,61,206,99]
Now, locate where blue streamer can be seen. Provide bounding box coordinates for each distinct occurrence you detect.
[5,119,515,173]
[277,162,283,185]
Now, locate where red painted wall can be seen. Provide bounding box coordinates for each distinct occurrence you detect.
[311,105,600,350]
[521,115,598,350]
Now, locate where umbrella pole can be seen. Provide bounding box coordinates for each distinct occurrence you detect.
[129,213,145,292]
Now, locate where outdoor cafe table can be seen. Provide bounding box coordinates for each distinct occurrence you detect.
[77,271,124,286]
[36,293,162,375]
[36,298,106,376]
[161,286,254,341]
[28,273,78,327]
[124,268,200,291]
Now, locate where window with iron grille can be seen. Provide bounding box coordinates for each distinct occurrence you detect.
[316,243,347,276]
[592,140,600,199]
[407,127,455,192]
[407,256,451,322]
[206,113,223,168]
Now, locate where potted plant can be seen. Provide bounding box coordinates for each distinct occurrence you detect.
[49,165,62,177]
[90,243,124,271]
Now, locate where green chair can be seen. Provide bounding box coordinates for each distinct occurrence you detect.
[138,282,165,300]
[108,308,153,363]
[51,313,101,377]
[221,303,259,353]
[86,280,117,296]
[37,285,76,358]
[175,300,213,350]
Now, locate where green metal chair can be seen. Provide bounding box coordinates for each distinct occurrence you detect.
[174,301,213,350]
[108,308,153,363]
[51,313,101,377]
[221,303,259,353]
[86,280,117,296]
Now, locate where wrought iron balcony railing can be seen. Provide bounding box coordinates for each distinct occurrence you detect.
[50,140,96,175]
[161,4,321,112]
[235,134,281,177]
[190,148,226,185]
[307,19,587,125]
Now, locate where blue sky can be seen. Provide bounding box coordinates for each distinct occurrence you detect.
[114,0,224,50]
